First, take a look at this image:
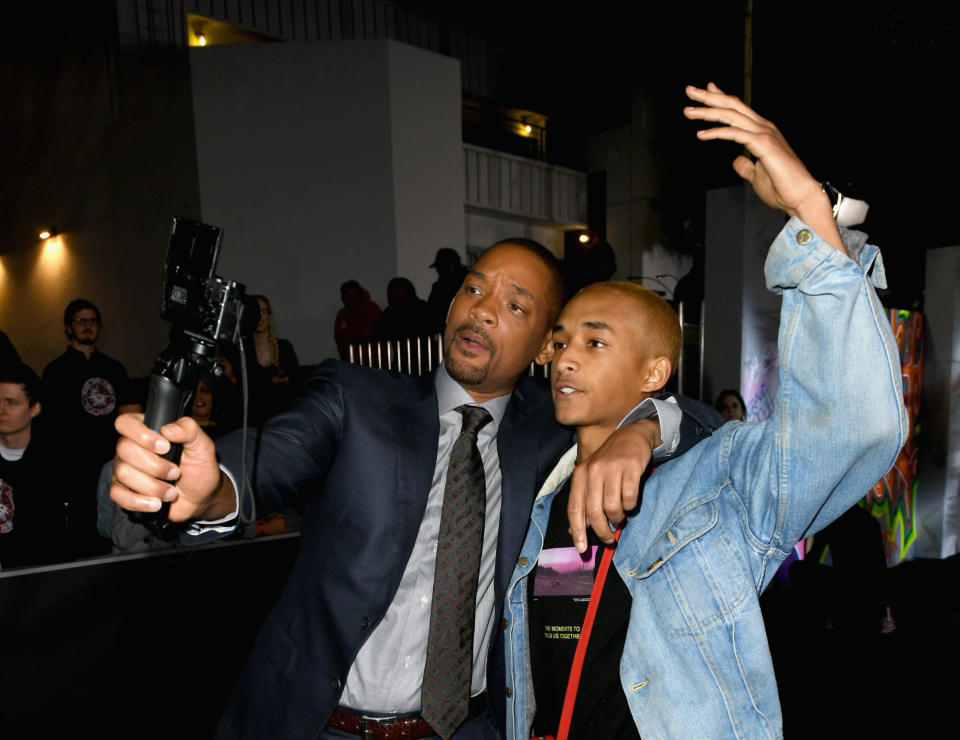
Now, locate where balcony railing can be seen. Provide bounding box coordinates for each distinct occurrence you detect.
[464,144,587,226]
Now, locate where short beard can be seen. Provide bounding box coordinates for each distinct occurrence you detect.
[66,329,96,346]
[443,323,494,387]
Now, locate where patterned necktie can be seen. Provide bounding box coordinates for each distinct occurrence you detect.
[421,404,493,740]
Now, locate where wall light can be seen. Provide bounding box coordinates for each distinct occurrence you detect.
[578,232,590,244]
[523,124,532,134]
[38,233,69,277]
[198,32,207,46]
[38,227,57,240]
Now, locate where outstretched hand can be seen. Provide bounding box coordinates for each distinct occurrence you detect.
[684,83,843,252]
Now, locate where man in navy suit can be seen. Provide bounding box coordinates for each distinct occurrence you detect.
[111,239,685,739]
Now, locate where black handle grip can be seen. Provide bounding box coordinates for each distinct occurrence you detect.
[135,370,199,530]
[143,373,191,465]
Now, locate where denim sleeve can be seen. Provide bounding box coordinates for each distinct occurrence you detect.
[727,218,908,571]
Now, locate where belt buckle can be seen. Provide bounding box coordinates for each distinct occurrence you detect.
[359,715,388,740]
[358,716,373,740]
[360,716,376,740]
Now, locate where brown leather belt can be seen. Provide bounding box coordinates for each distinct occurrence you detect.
[327,693,487,740]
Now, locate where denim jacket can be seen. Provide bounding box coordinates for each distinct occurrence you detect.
[503,219,908,739]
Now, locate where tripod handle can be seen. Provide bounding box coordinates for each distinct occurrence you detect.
[143,372,195,464]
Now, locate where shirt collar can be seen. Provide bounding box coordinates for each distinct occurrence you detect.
[435,363,511,431]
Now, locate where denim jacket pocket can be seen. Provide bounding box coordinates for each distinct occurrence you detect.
[628,500,719,580]
[625,499,754,639]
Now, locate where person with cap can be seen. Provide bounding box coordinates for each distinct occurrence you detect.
[427,247,468,334]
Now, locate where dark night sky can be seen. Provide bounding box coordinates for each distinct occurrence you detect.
[415,0,960,308]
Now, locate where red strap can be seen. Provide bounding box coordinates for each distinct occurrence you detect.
[555,525,623,740]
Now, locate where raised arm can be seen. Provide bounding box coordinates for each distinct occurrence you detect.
[685,83,907,557]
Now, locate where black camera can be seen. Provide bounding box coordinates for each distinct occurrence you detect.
[159,216,246,345]
[133,216,250,531]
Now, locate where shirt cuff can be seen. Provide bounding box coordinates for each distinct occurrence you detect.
[766,217,886,293]
[617,396,681,458]
[181,464,240,537]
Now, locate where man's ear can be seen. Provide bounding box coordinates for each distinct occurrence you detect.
[30,401,41,420]
[639,356,672,393]
[534,330,554,366]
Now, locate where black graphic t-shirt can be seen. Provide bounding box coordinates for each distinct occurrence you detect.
[0,436,70,568]
[41,347,133,558]
[528,478,640,739]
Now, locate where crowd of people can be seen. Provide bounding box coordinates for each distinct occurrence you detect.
[0,293,304,569]
[2,241,602,568]
[335,241,622,368]
[334,247,469,362]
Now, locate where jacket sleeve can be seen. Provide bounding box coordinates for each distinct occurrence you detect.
[180,359,345,542]
[617,393,723,463]
[725,218,908,572]
[225,359,344,513]
[662,394,726,463]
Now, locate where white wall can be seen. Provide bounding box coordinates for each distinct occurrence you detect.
[190,39,463,363]
[387,41,465,299]
[703,184,783,417]
[464,213,564,260]
[585,90,669,285]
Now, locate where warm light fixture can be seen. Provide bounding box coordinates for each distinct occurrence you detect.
[38,227,57,240]
[578,233,590,244]
[198,32,207,46]
[523,124,532,134]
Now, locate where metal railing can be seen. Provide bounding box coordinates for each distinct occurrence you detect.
[343,303,702,392]
[345,334,549,380]
[346,335,442,376]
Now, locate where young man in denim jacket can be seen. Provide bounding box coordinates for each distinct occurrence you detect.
[502,83,909,739]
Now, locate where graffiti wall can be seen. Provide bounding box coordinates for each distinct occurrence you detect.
[862,310,923,565]
[742,345,779,423]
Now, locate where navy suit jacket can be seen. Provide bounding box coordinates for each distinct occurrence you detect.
[214,360,574,739]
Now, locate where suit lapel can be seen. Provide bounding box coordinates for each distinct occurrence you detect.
[493,384,542,603]
[389,372,441,545]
